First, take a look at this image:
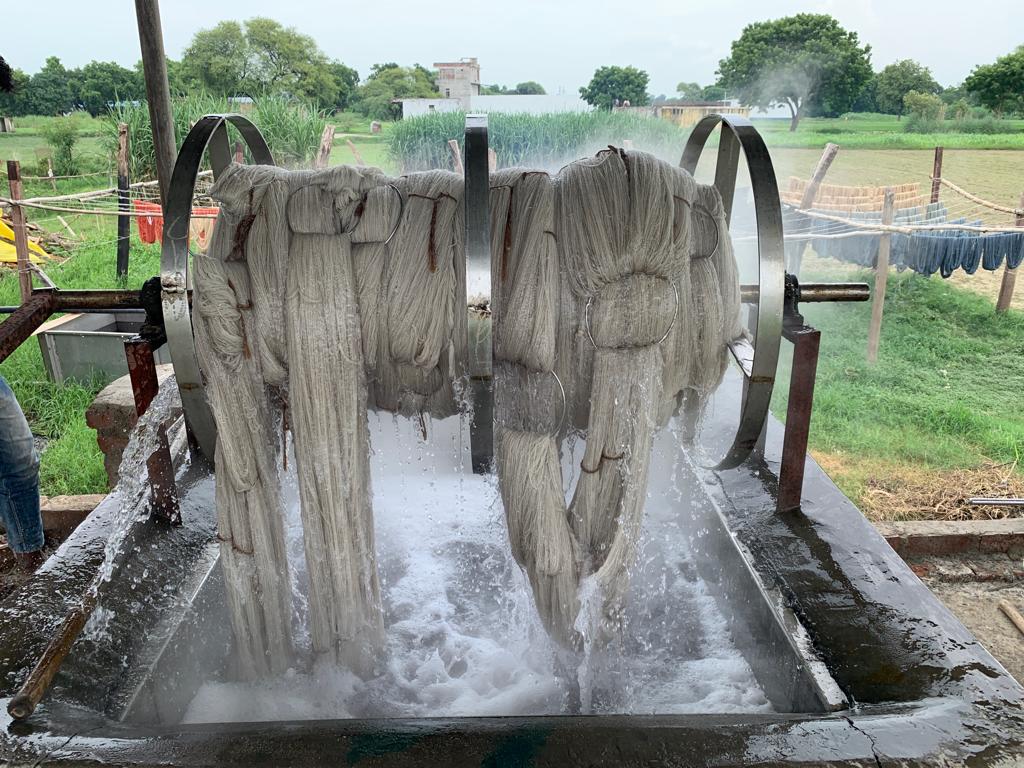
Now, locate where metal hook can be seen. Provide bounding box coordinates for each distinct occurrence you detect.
[382,183,405,246]
[692,202,721,260]
[584,280,680,349]
[494,368,567,439]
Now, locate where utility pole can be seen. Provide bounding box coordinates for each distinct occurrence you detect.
[134,0,177,207]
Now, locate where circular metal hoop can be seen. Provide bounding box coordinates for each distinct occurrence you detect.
[161,114,275,461]
[583,281,680,349]
[680,114,785,470]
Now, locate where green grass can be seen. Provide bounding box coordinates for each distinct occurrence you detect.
[756,114,1024,150]
[773,263,1024,504]
[0,186,162,495]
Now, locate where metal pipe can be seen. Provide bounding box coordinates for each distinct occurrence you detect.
[0,293,57,364]
[740,282,870,304]
[968,497,1024,507]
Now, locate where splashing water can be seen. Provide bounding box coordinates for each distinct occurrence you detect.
[184,411,771,722]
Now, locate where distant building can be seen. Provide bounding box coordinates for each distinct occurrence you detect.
[616,100,750,127]
[397,94,590,118]
[434,58,481,108]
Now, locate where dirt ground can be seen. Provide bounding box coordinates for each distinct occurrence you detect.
[928,577,1024,685]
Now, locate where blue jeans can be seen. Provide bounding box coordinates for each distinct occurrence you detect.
[0,375,42,553]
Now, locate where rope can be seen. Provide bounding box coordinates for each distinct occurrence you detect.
[937,177,1024,217]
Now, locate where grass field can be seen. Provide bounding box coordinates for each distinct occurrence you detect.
[755,114,1024,150]
[1,112,1022,517]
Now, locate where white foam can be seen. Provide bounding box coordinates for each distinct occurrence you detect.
[183,413,771,722]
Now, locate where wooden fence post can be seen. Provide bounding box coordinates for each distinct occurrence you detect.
[5,161,33,304]
[345,139,365,166]
[134,0,177,207]
[791,142,840,275]
[234,141,244,164]
[995,191,1024,313]
[930,146,943,204]
[448,139,464,175]
[867,188,896,363]
[116,123,130,280]
[315,125,335,169]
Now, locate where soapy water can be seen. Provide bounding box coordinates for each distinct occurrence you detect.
[184,412,771,722]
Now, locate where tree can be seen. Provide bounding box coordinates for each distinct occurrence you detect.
[964,46,1024,116]
[0,56,13,93]
[716,14,872,131]
[180,18,353,106]
[903,90,944,120]
[875,60,940,117]
[355,64,439,120]
[514,81,545,95]
[579,66,649,110]
[676,81,704,100]
[71,61,143,115]
[330,62,360,111]
[27,57,74,115]
[0,67,31,116]
[181,21,250,95]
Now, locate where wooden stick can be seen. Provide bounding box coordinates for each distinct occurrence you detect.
[930,146,943,204]
[345,139,365,166]
[56,215,77,238]
[448,139,464,175]
[999,600,1024,638]
[488,148,497,172]
[7,589,98,721]
[116,123,130,280]
[315,125,336,169]
[46,159,57,193]
[234,140,244,164]
[790,142,840,275]
[867,188,895,364]
[995,192,1024,313]
[5,161,33,303]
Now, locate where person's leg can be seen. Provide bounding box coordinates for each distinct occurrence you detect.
[0,375,42,566]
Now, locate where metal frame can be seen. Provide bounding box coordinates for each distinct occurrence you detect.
[463,115,493,473]
[161,114,274,461]
[681,114,786,470]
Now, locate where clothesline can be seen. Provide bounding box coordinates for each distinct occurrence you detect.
[935,177,1024,217]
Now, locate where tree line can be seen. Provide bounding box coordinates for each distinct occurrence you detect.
[0,18,547,121]
[577,14,1024,132]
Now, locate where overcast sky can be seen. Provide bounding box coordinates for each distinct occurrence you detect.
[5,1,1019,96]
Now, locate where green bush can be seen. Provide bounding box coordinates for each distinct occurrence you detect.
[104,93,329,179]
[903,90,945,121]
[904,114,1008,134]
[387,111,688,172]
[39,115,81,175]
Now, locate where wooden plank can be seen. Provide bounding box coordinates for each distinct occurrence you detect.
[134,0,177,206]
[5,161,33,303]
[995,192,1024,313]
[314,124,335,169]
[930,146,943,204]
[116,123,130,279]
[867,188,896,363]
[448,139,464,174]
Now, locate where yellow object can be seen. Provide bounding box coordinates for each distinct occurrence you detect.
[0,219,50,264]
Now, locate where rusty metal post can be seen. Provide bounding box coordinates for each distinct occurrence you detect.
[124,336,180,525]
[777,321,821,514]
[0,293,56,364]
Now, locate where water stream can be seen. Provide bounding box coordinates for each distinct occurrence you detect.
[183,412,771,722]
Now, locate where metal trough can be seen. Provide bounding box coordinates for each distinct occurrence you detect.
[0,380,1021,765]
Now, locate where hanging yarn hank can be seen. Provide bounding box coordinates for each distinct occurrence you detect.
[193,148,743,678]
